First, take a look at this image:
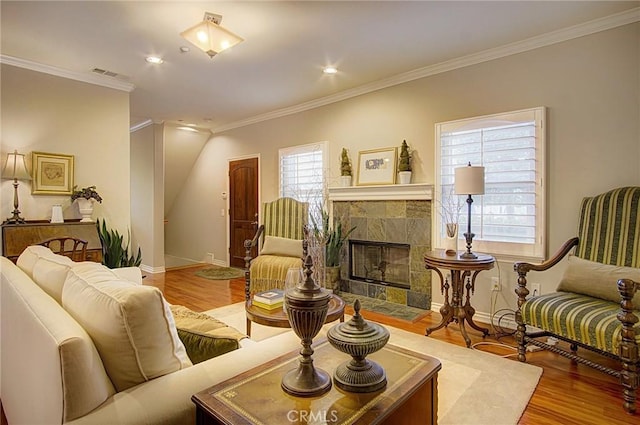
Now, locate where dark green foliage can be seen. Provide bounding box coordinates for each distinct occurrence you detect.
[398,140,411,172]
[311,210,356,267]
[96,219,142,269]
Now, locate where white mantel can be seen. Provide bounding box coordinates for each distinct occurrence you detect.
[328,183,433,201]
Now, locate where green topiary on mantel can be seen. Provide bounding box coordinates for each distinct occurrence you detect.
[398,140,412,172]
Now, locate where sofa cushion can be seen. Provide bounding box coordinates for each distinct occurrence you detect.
[62,267,192,392]
[556,255,640,308]
[16,245,67,277]
[260,235,303,258]
[31,255,75,303]
[170,305,247,364]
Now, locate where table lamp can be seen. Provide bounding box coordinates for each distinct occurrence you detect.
[2,150,32,224]
[454,162,485,259]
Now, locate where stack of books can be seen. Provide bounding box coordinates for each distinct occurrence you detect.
[252,289,285,310]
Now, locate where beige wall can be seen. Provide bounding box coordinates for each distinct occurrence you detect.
[167,23,639,316]
[0,64,131,235]
[130,123,164,271]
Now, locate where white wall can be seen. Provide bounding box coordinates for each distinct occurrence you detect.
[167,23,639,317]
[1,64,131,234]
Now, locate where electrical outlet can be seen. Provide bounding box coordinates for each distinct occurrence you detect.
[531,283,541,297]
[491,277,501,292]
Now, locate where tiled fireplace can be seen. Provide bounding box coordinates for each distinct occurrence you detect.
[329,184,433,310]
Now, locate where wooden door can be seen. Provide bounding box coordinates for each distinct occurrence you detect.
[229,157,259,268]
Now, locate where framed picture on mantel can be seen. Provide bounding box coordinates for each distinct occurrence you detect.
[31,152,75,195]
[356,147,397,186]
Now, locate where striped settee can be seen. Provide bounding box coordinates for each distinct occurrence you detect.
[243,198,308,299]
[514,186,640,414]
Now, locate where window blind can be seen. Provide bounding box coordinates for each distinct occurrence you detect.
[436,107,546,260]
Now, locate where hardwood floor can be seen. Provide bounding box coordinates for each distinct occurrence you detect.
[145,265,635,425]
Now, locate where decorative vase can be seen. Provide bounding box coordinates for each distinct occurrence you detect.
[398,171,412,185]
[340,175,352,187]
[444,223,458,255]
[281,254,332,397]
[327,299,390,393]
[50,204,64,223]
[76,198,94,222]
[324,265,341,293]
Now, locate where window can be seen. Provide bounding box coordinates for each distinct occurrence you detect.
[279,142,328,221]
[434,107,546,260]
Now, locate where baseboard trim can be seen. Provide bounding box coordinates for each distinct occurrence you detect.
[140,264,165,274]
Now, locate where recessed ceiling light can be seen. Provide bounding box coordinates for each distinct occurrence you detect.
[145,56,164,64]
[323,66,338,74]
[177,126,198,132]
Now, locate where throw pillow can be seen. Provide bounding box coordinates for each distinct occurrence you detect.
[556,255,640,308]
[170,305,247,364]
[62,267,192,392]
[260,235,303,258]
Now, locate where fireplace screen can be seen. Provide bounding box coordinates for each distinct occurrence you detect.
[349,240,410,288]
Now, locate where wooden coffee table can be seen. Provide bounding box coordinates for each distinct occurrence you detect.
[192,339,440,425]
[244,294,345,336]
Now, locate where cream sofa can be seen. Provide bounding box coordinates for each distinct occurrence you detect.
[1,246,302,424]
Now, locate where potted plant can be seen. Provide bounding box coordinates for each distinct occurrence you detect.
[340,148,352,187]
[96,219,142,268]
[71,185,102,222]
[398,140,412,184]
[310,210,356,292]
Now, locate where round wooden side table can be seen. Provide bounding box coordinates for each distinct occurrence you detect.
[245,293,346,336]
[423,249,495,347]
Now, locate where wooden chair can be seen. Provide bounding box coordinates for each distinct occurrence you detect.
[514,186,640,413]
[39,236,88,262]
[243,198,309,300]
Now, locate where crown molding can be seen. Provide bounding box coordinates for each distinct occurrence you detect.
[213,7,640,134]
[0,54,135,92]
[129,119,154,133]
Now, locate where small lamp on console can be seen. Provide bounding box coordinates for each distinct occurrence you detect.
[2,150,32,224]
[454,162,485,259]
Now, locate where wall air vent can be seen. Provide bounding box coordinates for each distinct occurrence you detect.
[91,68,119,78]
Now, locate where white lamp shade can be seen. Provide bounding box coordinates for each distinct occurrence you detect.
[2,151,31,181]
[454,165,484,195]
[180,19,243,58]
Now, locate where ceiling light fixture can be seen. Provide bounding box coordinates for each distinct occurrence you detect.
[323,66,338,74]
[180,12,243,58]
[145,56,164,64]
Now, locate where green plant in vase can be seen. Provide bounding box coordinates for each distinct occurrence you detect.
[398,140,412,184]
[310,210,356,292]
[96,219,142,268]
[340,148,353,186]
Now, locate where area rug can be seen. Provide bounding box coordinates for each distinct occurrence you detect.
[205,302,542,425]
[338,291,427,321]
[194,267,245,280]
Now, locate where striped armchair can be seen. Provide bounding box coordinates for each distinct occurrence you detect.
[514,186,640,414]
[243,198,309,300]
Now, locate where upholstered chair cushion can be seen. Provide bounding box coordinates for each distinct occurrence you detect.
[62,265,191,392]
[260,235,303,258]
[557,255,640,308]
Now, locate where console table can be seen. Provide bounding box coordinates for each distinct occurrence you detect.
[424,249,495,348]
[1,221,102,263]
[192,340,440,425]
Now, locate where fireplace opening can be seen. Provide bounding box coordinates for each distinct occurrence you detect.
[349,240,410,289]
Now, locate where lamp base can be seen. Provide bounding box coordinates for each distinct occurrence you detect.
[459,251,478,259]
[3,212,26,225]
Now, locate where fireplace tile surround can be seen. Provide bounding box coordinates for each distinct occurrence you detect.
[329,184,433,311]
